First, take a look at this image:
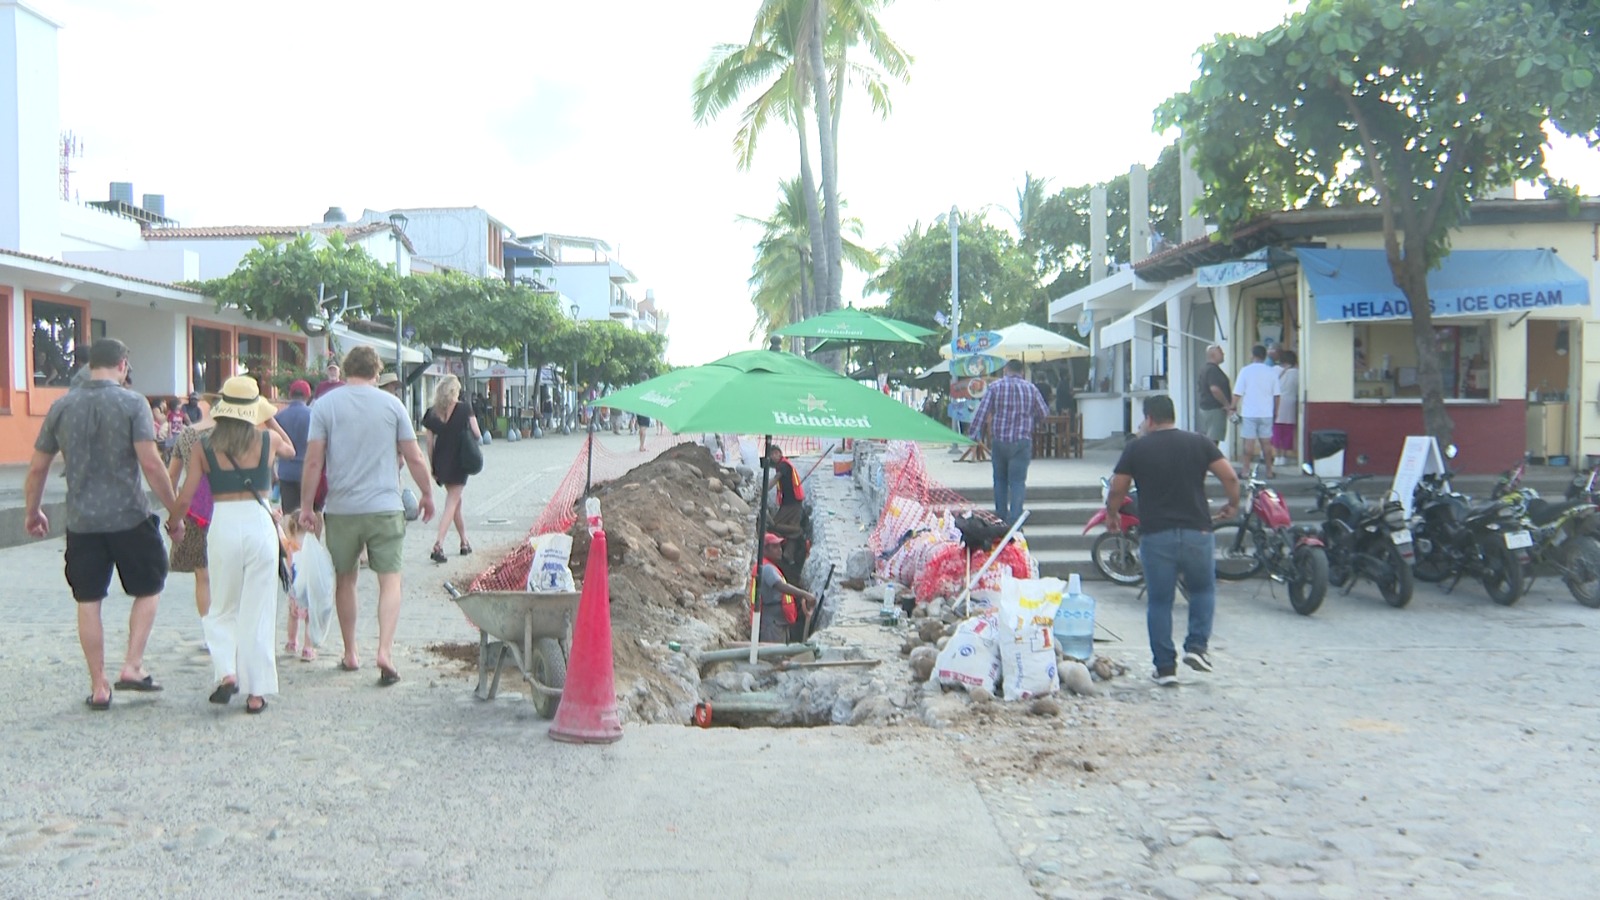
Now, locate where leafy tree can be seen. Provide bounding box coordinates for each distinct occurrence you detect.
[739,177,879,340]
[694,0,910,335]
[1155,0,1600,446]
[573,321,668,387]
[865,216,1046,377]
[196,232,406,337]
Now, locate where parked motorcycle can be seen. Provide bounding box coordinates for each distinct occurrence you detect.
[1214,465,1331,615]
[1409,453,1527,605]
[1086,476,1143,585]
[1490,460,1600,608]
[1302,466,1415,607]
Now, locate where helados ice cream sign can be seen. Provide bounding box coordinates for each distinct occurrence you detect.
[1300,247,1590,323]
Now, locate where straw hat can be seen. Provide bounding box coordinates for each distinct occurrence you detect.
[377,372,400,387]
[209,376,277,425]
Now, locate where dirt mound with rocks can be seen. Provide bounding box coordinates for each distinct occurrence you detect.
[564,442,766,724]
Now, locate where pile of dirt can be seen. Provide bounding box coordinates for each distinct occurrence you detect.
[564,442,767,724]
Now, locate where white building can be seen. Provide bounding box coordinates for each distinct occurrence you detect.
[512,233,668,336]
[353,206,508,280]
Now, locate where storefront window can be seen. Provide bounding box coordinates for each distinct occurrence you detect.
[1353,321,1492,400]
[191,325,228,394]
[236,332,270,394]
[30,299,85,387]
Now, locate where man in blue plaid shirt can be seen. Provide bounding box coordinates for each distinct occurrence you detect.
[971,359,1051,525]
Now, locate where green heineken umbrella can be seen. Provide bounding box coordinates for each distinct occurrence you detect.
[773,305,938,384]
[595,349,964,441]
[597,349,966,659]
[773,305,938,345]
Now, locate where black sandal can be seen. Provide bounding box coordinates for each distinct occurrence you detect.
[245,696,268,714]
[429,544,447,564]
[209,681,238,704]
[459,543,473,556]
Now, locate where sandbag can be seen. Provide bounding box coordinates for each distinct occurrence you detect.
[292,533,336,648]
[934,614,1001,693]
[525,532,577,592]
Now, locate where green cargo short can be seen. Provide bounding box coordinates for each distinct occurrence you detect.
[324,511,406,575]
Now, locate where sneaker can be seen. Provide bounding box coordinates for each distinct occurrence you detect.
[1153,667,1179,687]
[1183,650,1213,673]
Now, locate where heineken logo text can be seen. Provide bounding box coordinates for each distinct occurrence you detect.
[640,391,678,407]
[773,411,871,428]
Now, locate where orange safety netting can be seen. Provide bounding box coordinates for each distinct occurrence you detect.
[465,433,838,593]
[866,440,989,564]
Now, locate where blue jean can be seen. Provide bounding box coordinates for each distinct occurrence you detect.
[1138,528,1217,671]
[990,438,1032,525]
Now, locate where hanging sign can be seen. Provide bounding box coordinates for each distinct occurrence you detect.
[951,354,1004,378]
[954,331,1003,355]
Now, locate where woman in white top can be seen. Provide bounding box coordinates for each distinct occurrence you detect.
[1272,349,1300,467]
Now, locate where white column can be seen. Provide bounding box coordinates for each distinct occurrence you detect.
[0,2,62,254]
[1128,165,1150,265]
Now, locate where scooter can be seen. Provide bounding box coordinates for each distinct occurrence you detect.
[1085,476,1142,585]
[1214,464,1331,615]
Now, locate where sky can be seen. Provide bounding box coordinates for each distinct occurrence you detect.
[41,0,1600,366]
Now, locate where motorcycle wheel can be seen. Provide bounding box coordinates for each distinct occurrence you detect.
[1091,531,1144,586]
[1374,539,1414,608]
[1288,545,1330,616]
[1478,534,1523,606]
[1212,523,1264,581]
[1562,535,1600,608]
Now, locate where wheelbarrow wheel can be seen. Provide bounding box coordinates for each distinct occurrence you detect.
[530,637,567,720]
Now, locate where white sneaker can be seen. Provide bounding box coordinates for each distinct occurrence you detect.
[1183,650,1213,673]
[1152,668,1179,686]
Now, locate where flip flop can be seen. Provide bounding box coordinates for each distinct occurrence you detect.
[377,666,400,687]
[113,675,163,693]
[337,660,360,672]
[208,682,238,704]
[245,697,268,715]
[85,691,112,711]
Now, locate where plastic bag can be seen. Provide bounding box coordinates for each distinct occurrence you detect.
[526,532,576,592]
[292,534,337,648]
[934,614,1001,693]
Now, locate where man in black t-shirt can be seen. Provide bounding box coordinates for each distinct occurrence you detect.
[1106,394,1240,686]
[1195,344,1234,445]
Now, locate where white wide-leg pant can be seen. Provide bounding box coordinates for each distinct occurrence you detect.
[204,500,280,698]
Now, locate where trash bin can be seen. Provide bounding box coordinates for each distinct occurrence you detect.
[1310,429,1347,478]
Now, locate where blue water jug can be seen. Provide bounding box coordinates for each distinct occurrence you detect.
[1053,573,1095,662]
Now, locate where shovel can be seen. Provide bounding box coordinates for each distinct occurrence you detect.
[802,563,836,640]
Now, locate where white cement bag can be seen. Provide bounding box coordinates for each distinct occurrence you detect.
[935,614,1001,693]
[999,619,1060,701]
[292,534,336,648]
[526,533,577,592]
[997,572,1065,701]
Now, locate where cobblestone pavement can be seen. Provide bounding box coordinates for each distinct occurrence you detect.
[3,432,1596,897]
[976,573,1600,900]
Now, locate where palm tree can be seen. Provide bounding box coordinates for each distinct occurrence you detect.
[739,178,880,341]
[696,1,910,342]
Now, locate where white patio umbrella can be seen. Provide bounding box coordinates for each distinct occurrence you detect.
[939,322,1089,363]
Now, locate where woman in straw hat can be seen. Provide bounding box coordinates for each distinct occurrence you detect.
[174,376,294,714]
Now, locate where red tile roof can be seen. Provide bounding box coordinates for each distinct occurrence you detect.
[142,222,415,253]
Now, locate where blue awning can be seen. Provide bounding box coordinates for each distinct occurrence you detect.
[1299,247,1590,323]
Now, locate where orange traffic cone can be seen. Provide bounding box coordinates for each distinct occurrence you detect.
[549,527,623,743]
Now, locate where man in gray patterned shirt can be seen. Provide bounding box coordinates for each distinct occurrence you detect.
[24,339,186,710]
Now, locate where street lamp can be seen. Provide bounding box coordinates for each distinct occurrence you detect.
[389,212,409,410]
[948,205,962,451]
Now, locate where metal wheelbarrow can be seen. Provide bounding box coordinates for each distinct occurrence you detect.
[445,586,581,719]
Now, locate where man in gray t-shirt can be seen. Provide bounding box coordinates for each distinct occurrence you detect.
[300,345,434,686]
[25,339,186,710]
